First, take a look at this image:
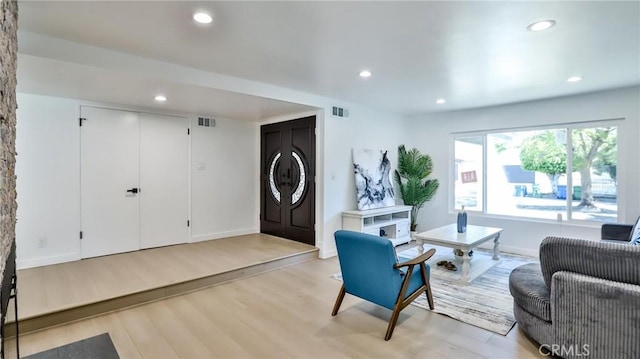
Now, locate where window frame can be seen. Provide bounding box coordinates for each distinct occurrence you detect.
[450,119,621,225]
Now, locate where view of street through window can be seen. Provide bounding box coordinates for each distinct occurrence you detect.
[455,126,617,223]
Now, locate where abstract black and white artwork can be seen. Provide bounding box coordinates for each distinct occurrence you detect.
[353,148,395,210]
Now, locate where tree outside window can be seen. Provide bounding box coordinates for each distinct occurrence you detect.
[453,125,617,223]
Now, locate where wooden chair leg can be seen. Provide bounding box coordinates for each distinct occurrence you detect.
[419,264,434,310]
[385,306,402,341]
[385,269,415,341]
[331,284,346,316]
[425,280,434,310]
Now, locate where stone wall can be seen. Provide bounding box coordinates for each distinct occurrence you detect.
[0,0,18,279]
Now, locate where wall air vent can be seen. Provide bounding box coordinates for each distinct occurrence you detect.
[198,117,216,127]
[332,106,349,118]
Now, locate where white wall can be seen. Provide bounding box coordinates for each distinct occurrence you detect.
[16,93,81,267]
[406,86,640,256]
[190,116,259,240]
[320,106,408,258]
[15,93,261,268]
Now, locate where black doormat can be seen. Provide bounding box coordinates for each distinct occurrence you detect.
[24,333,119,359]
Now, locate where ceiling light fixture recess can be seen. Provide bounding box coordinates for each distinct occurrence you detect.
[567,76,583,82]
[154,95,167,102]
[436,99,446,104]
[193,12,213,24]
[527,20,556,32]
[359,70,372,78]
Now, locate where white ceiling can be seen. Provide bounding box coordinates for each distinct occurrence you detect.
[17,54,314,121]
[16,1,640,119]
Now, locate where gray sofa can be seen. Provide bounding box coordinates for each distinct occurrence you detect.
[509,236,640,358]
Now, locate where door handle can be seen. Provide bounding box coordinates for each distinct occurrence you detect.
[126,188,139,194]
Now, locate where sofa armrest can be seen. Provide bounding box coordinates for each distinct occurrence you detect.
[552,271,640,358]
[539,236,640,289]
[601,224,633,241]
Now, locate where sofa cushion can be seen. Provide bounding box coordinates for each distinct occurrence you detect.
[509,263,551,322]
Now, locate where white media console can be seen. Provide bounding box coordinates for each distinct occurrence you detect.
[342,205,412,246]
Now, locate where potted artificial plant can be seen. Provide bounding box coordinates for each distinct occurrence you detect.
[393,145,439,232]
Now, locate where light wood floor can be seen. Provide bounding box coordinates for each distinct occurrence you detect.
[4,242,544,358]
[11,234,317,320]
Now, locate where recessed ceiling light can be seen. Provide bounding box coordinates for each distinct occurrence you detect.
[436,99,446,104]
[527,20,556,32]
[359,70,372,78]
[193,12,213,24]
[567,76,583,83]
[154,95,167,102]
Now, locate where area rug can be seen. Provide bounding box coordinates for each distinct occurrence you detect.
[24,333,119,359]
[332,248,536,336]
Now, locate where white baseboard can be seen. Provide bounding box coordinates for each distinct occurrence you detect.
[320,248,337,259]
[473,242,538,258]
[495,245,539,258]
[17,252,81,270]
[190,227,258,243]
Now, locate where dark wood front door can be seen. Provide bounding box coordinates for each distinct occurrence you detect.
[260,116,315,245]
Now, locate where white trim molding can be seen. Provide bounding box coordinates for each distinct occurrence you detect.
[190,227,259,243]
[17,252,81,270]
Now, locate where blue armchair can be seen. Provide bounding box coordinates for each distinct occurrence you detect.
[332,230,436,340]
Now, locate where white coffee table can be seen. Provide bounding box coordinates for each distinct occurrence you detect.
[414,224,503,282]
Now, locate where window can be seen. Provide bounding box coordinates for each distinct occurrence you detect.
[454,125,617,223]
[454,136,483,212]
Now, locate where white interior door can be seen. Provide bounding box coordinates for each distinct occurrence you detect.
[139,113,189,248]
[81,107,140,258]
